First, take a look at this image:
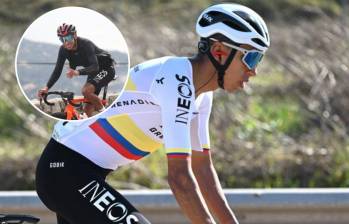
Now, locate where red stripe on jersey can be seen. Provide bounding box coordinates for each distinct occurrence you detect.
[167,153,190,159]
[203,148,210,154]
[90,122,142,160]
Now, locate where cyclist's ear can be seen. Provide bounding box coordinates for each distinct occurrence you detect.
[210,42,228,63]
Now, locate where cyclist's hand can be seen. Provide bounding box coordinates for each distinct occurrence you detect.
[66,68,79,78]
[38,87,48,99]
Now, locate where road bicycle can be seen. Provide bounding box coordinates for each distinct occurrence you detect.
[0,214,40,224]
[42,91,108,120]
[41,81,112,120]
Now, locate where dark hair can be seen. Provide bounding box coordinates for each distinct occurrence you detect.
[197,34,241,55]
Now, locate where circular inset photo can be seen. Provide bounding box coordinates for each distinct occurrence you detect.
[15,6,129,121]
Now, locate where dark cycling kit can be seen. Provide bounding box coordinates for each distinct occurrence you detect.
[36,139,144,224]
[46,37,115,94]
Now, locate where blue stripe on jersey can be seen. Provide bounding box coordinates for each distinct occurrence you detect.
[97,119,149,157]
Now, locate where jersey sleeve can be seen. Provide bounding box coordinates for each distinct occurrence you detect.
[77,40,99,76]
[151,59,195,158]
[191,92,212,153]
[190,115,201,151]
[46,46,67,89]
[198,92,213,150]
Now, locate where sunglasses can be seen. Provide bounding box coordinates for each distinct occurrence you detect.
[59,34,74,43]
[210,38,264,70]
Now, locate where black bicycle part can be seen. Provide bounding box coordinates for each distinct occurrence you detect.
[51,112,78,120]
[0,214,40,224]
[43,91,81,107]
[51,112,67,119]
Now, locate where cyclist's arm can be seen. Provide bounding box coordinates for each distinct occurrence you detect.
[167,156,215,224]
[46,46,67,89]
[192,151,239,224]
[69,60,77,70]
[189,92,238,223]
[77,41,99,76]
[150,60,214,223]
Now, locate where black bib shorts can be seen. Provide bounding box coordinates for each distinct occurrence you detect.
[36,138,150,224]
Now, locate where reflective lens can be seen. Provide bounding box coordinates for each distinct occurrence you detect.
[59,34,74,43]
[242,51,264,70]
[209,38,265,70]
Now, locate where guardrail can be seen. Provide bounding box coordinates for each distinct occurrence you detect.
[1,189,349,224]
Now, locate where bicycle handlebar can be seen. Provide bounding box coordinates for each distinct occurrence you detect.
[43,91,81,107]
[0,214,40,223]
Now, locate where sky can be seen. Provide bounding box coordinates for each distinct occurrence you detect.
[22,6,129,53]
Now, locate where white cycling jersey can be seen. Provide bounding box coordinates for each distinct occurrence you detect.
[52,56,213,170]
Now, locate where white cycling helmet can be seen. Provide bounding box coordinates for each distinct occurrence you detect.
[196,3,270,53]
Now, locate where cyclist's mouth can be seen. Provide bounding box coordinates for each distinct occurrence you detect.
[239,81,244,88]
[65,41,74,49]
[239,80,248,88]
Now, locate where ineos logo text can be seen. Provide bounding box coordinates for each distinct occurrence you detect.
[175,74,192,125]
[178,83,192,99]
[78,180,138,223]
[106,202,128,222]
[93,70,108,82]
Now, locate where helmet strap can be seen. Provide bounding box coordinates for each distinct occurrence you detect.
[205,41,237,89]
[68,37,78,51]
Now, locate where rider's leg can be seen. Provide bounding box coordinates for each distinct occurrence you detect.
[87,66,116,107]
[83,66,115,117]
[56,214,71,224]
[36,138,151,224]
[81,83,103,117]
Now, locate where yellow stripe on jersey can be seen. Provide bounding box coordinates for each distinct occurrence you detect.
[124,78,137,91]
[166,148,191,154]
[202,144,210,149]
[106,115,162,152]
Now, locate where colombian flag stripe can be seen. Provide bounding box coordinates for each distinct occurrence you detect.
[90,119,149,160]
[166,147,191,158]
[202,144,210,149]
[124,78,137,91]
[166,147,191,154]
[167,153,190,158]
[203,148,210,154]
[106,115,161,152]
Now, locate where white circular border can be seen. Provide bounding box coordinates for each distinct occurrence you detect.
[14,6,130,122]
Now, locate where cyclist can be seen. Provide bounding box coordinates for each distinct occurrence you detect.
[38,23,116,117]
[36,4,269,224]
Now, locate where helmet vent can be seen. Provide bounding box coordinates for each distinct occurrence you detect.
[222,19,249,32]
[234,10,264,37]
[200,11,250,32]
[252,38,267,47]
